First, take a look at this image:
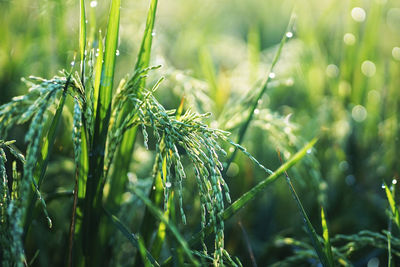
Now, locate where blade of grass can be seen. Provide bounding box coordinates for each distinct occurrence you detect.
[95,0,119,129]
[223,138,317,221]
[223,11,296,176]
[79,0,86,83]
[107,0,158,211]
[135,0,158,73]
[387,182,395,267]
[103,207,160,267]
[82,0,120,263]
[321,207,334,266]
[93,30,103,117]
[132,186,199,267]
[278,150,331,267]
[384,181,400,229]
[151,191,173,259]
[133,152,165,267]
[138,234,154,267]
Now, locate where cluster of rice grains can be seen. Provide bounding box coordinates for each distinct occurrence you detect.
[107,69,234,264]
[0,76,70,266]
[0,140,25,266]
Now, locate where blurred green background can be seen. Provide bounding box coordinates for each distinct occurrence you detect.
[1,0,400,265]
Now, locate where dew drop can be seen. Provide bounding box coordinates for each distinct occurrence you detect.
[47,218,53,229]
[307,148,312,154]
[254,109,260,115]
[351,7,366,22]
[70,61,75,66]
[326,64,339,78]
[165,182,172,188]
[286,32,293,38]
[393,179,398,185]
[268,72,276,79]
[285,78,294,86]
[343,33,356,45]
[339,161,349,171]
[346,175,355,186]
[116,49,120,56]
[381,183,385,189]
[367,257,379,267]
[352,105,367,122]
[392,47,400,61]
[85,20,88,24]
[152,186,156,190]
[361,60,376,77]
[90,1,98,7]
[151,31,156,36]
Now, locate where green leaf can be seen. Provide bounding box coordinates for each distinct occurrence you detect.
[137,235,154,267]
[95,0,120,131]
[384,182,400,229]
[82,0,121,262]
[134,0,158,74]
[93,30,103,117]
[107,0,159,211]
[321,207,334,266]
[79,0,86,80]
[223,138,317,220]
[282,156,331,267]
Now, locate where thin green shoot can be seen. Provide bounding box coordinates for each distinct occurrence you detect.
[321,206,334,266]
[384,181,400,229]
[103,207,160,266]
[277,149,331,267]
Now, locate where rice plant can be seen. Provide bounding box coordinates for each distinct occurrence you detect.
[2,0,400,266]
[0,0,317,266]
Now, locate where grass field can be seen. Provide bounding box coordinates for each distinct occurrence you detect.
[1,0,400,266]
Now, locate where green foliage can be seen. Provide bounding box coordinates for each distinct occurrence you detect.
[1,0,400,266]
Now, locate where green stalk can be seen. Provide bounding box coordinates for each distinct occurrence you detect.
[384,181,400,229]
[387,183,395,267]
[321,207,334,266]
[82,0,120,264]
[107,0,158,211]
[103,207,160,266]
[280,153,331,267]
[93,30,103,117]
[79,0,86,84]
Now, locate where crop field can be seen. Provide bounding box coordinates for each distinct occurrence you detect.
[1,0,400,266]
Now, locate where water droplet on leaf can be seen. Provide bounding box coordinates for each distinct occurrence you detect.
[90,1,98,7]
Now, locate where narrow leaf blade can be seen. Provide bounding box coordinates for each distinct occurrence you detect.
[321,207,334,266]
